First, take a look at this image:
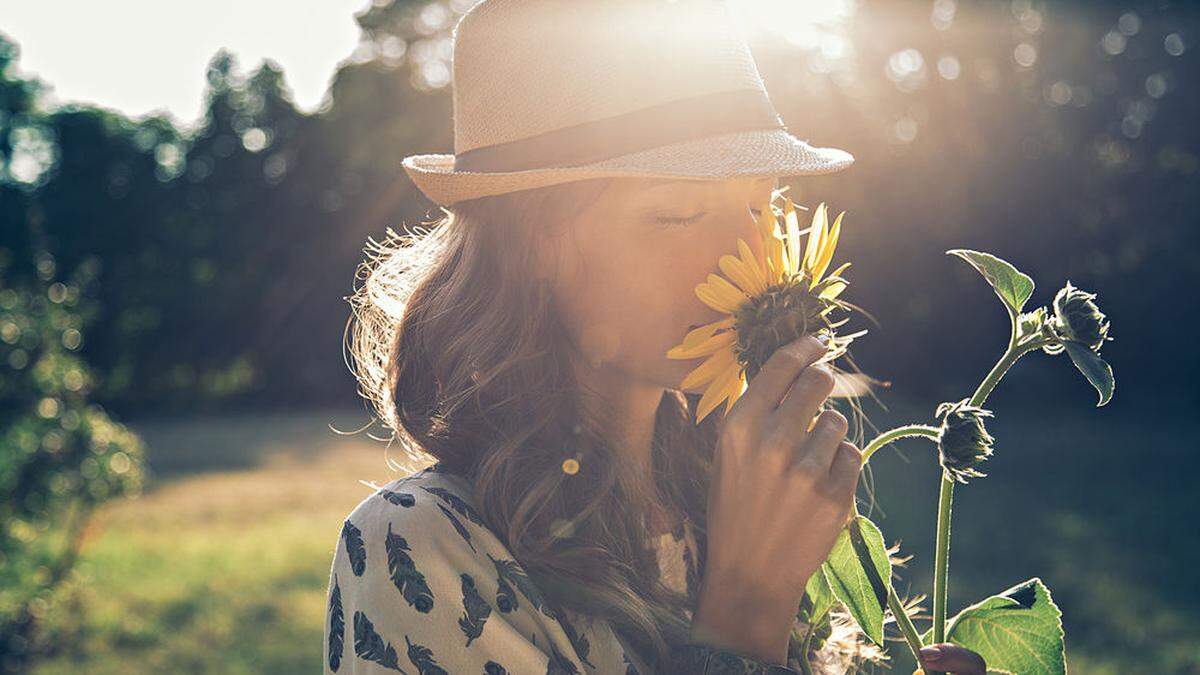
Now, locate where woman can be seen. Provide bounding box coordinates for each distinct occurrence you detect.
[324,1,986,673]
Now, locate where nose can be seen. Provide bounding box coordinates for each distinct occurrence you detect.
[736,202,768,267]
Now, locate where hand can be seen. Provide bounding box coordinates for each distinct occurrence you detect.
[915,643,988,675]
[690,335,863,665]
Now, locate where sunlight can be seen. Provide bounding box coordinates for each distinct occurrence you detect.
[730,0,857,48]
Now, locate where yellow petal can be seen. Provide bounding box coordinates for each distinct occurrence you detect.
[765,233,786,283]
[718,254,763,297]
[677,318,732,351]
[785,197,802,277]
[736,238,767,292]
[804,203,827,274]
[706,273,749,307]
[811,210,843,287]
[680,347,736,389]
[820,280,847,300]
[723,371,748,415]
[696,361,741,423]
[696,283,742,313]
[825,261,852,281]
[669,327,736,360]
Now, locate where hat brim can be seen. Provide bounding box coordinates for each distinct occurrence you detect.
[402,128,853,207]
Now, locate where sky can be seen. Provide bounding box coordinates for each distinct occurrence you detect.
[0,0,366,131]
[0,0,853,133]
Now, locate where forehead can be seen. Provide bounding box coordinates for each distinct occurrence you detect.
[630,175,779,195]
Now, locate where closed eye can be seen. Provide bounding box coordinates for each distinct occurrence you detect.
[655,208,764,228]
[656,212,707,227]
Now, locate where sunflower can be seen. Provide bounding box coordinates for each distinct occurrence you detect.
[667,191,866,423]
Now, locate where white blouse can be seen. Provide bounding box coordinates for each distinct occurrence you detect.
[322,462,851,674]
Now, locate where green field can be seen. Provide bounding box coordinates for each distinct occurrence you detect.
[27,402,1199,674]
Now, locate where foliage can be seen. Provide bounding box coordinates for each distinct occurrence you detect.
[0,250,147,673]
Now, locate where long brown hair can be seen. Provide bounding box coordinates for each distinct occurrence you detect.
[344,178,894,672]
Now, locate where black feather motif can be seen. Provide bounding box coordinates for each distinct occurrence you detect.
[457,572,492,647]
[420,486,485,526]
[378,489,417,508]
[353,610,406,672]
[546,642,581,675]
[488,554,556,618]
[385,522,435,613]
[341,520,368,576]
[493,569,518,613]
[405,634,450,675]
[484,662,509,675]
[327,573,345,672]
[437,503,477,553]
[556,612,594,668]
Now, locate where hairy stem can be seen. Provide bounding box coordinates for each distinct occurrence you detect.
[861,424,941,464]
[929,336,1050,669]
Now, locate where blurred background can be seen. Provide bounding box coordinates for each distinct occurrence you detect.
[1,0,1196,673]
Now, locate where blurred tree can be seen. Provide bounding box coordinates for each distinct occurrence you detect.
[2,0,1197,415]
[0,247,146,674]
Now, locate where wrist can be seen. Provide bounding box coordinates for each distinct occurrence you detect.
[691,580,794,665]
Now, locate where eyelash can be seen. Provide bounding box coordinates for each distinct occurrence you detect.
[656,208,762,227]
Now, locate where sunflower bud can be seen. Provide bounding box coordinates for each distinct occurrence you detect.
[934,399,995,484]
[1048,281,1110,352]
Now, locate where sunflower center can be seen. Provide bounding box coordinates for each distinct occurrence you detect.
[732,273,835,381]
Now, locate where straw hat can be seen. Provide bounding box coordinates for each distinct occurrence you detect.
[401,0,854,207]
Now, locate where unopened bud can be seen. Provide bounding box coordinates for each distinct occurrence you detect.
[934,398,995,484]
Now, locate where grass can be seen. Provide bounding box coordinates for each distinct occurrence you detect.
[25,399,1200,674]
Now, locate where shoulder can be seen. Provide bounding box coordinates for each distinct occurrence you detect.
[331,462,560,622]
[324,464,598,674]
[334,464,505,591]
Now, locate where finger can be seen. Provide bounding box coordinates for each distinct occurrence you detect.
[829,440,863,491]
[918,643,986,675]
[791,408,847,473]
[733,335,829,421]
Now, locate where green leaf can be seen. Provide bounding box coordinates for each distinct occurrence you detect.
[821,515,891,646]
[947,249,1035,315]
[1061,340,1114,407]
[920,577,1065,675]
[803,565,836,623]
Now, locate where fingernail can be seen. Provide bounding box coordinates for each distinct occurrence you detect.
[919,646,943,661]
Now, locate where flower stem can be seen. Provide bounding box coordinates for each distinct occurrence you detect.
[929,337,1050,661]
[861,424,941,464]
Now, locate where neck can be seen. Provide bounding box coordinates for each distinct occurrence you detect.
[572,355,678,535]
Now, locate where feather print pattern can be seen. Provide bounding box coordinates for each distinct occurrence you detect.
[488,553,557,618]
[324,464,797,675]
[421,485,486,526]
[493,567,519,613]
[547,642,581,675]
[457,572,492,647]
[405,635,450,675]
[557,612,594,668]
[341,520,367,577]
[436,502,477,553]
[385,522,435,613]
[353,610,406,672]
[378,488,417,508]
[327,573,345,672]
